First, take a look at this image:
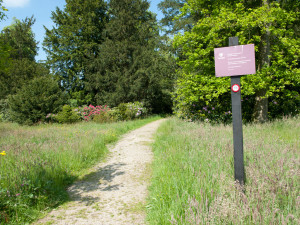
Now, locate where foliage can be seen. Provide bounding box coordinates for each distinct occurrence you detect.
[0,59,49,100]
[173,0,300,122]
[76,104,111,122]
[114,102,148,121]
[0,16,38,61]
[0,98,10,122]
[0,17,46,101]
[0,116,161,224]
[92,111,112,124]
[85,0,174,113]
[43,0,108,101]
[55,105,81,124]
[8,77,65,125]
[147,117,299,224]
[158,0,198,35]
[0,0,7,21]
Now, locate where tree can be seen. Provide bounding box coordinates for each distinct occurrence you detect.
[0,17,42,100]
[173,0,300,122]
[43,0,107,103]
[1,16,38,61]
[86,0,174,112]
[8,76,65,125]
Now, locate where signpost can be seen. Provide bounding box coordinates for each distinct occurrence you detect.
[214,37,256,185]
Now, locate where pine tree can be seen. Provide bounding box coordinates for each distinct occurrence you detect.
[0,17,43,100]
[86,0,174,112]
[43,0,107,103]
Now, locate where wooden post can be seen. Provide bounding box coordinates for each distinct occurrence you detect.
[229,37,245,185]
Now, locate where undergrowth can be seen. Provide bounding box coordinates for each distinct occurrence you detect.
[0,116,160,224]
[147,117,299,224]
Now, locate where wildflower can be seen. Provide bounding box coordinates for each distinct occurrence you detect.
[0,151,6,156]
[16,193,21,197]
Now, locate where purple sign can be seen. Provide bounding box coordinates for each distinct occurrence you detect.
[214,44,256,77]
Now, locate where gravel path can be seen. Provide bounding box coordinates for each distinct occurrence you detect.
[35,119,166,225]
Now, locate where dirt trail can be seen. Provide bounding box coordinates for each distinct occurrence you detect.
[35,119,166,225]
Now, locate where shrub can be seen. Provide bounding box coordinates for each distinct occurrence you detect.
[8,77,65,125]
[76,105,111,121]
[0,98,11,122]
[93,111,111,123]
[115,102,147,121]
[55,105,81,123]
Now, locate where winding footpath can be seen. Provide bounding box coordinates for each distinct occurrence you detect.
[35,119,166,225]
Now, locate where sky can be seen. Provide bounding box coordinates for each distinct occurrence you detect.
[0,0,163,61]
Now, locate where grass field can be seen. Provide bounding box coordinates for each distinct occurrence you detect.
[0,116,160,224]
[147,117,299,224]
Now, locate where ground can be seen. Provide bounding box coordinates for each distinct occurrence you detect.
[34,119,166,225]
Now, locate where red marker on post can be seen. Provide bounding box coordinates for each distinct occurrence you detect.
[231,84,240,93]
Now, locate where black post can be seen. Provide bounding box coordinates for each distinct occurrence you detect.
[229,37,245,185]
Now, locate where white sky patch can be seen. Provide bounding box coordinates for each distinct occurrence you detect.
[3,0,30,8]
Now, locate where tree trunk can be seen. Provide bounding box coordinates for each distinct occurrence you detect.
[253,89,268,123]
[253,0,270,123]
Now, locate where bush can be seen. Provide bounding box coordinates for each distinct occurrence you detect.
[115,102,147,121]
[0,98,11,122]
[93,111,112,123]
[8,77,65,125]
[55,105,81,123]
[76,105,111,122]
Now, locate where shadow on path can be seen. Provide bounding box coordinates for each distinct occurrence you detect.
[68,163,126,205]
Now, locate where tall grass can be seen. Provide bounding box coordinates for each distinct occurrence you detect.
[147,117,299,224]
[0,116,160,224]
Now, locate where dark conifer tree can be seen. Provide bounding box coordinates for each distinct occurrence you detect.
[0,17,43,100]
[86,0,174,112]
[43,0,107,104]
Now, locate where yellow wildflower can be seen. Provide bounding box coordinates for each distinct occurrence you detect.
[0,151,6,156]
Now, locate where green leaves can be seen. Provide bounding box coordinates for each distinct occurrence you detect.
[8,77,65,125]
[173,0,300,122]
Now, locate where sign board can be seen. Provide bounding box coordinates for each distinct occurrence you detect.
[214,44,256,77]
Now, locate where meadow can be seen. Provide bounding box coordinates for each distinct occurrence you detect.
[0,116,160,224]
[147,117,299,224]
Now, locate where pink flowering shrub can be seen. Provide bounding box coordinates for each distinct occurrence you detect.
[46,103,147,124]
[76,105,111,122]
[45,113,57,123]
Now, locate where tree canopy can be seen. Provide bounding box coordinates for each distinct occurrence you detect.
[173,0,300,122]
[0,17,44,100]
[85,0,174,112]
[43,0,108,103]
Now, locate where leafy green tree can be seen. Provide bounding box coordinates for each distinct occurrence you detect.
[0,17,45,100]
[8,76,65,125]
[43,0,107,102]
[173,0,300,122]
[158,0,200,35]
[86,0,174,113]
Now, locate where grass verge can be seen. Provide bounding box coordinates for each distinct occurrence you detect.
[147,117,299,224]
[0,116,161,224]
